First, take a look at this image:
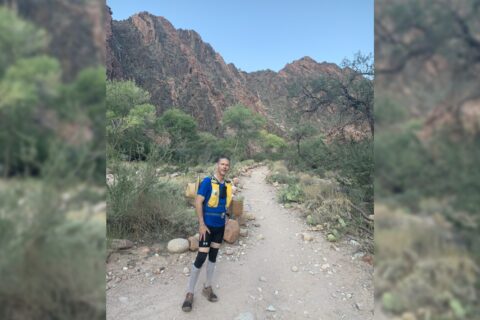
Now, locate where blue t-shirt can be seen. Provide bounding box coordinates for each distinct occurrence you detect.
[197,176,227,227]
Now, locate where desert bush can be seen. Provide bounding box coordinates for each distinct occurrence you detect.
[195,132,233,164]
[259,130,287,160]
[302,178,338,200]
[107,161,197,241]
[306,193,352,233]
[375,120,429,205]
[375,96,408,128]
[286,135,373,213]
[0,6,105,320]
[298,173,317,186]
[268,162,372,248]
[375,204,478,318]
[278,183,304,203]
[0,183,105,320]
[301,180,373,248]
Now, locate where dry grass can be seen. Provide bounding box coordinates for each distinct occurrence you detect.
[375,203,478,318]
[302,178,338,200]
[107,162,197,241]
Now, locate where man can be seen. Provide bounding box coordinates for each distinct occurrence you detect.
[182,155,233,312]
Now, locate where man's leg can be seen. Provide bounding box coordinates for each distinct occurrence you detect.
[197,225,223,302]
[182,237,211,312]
[205,242,221,288]
[203,238,222,302]
[187,247,209,293]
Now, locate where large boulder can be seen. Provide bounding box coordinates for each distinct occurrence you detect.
[110,239,134,250]
[167,238,189,253]
[224,220,240,244]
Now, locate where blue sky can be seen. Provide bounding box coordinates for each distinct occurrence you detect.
[108,0,373,72]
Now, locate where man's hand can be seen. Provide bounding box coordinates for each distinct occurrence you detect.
[199,223,210,241]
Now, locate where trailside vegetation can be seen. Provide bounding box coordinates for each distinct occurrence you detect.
[0,7,105,319]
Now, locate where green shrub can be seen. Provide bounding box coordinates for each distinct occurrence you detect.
[375,203,478,318]
[0,182,105,319]
[308,194,351,229]
[375,96,408,128]
[375,121,428,202]
[278,183,304,203]
[382,292,404,313]
[222,104,266,160]
[286,135,373,213]
[107,162,196,240]
[268,162,372,248]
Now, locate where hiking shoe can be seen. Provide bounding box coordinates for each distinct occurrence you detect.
[202,286,218,302]
[181,293,194,312]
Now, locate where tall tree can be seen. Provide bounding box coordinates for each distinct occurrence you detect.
[106,80,156,159]
[0,8,60,176]
[291,52,374,137]
[157,108,199,163]
[222,104,266,159]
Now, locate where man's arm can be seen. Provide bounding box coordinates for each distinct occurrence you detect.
[195,194,210,240]
[195,194,206,226]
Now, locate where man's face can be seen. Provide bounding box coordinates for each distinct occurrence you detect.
[217,159,230,176]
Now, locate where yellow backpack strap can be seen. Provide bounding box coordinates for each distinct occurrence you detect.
[207,176,220,208]
[226,181,233,209]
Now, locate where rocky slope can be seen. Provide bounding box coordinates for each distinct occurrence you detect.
[1,0,106,80]
[245,57,345,132]
[106,9,350,134]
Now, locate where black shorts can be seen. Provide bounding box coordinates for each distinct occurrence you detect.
[199,225,225,247]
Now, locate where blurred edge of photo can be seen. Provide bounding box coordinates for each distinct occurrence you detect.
[0,1,106,319]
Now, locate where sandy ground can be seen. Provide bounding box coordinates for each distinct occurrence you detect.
[106,166,374,320]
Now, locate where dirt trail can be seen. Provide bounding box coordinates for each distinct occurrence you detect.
[107,166,373,320]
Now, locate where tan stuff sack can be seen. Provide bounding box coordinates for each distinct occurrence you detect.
[231,199,243,217]
[223,219,240,243]
[185,176,200,198]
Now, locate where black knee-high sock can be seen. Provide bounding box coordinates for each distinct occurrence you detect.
[194,251,208,268]
[208,248,219,263]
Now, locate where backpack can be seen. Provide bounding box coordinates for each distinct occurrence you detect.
[185,176,200,199]
[206,175,233,209]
